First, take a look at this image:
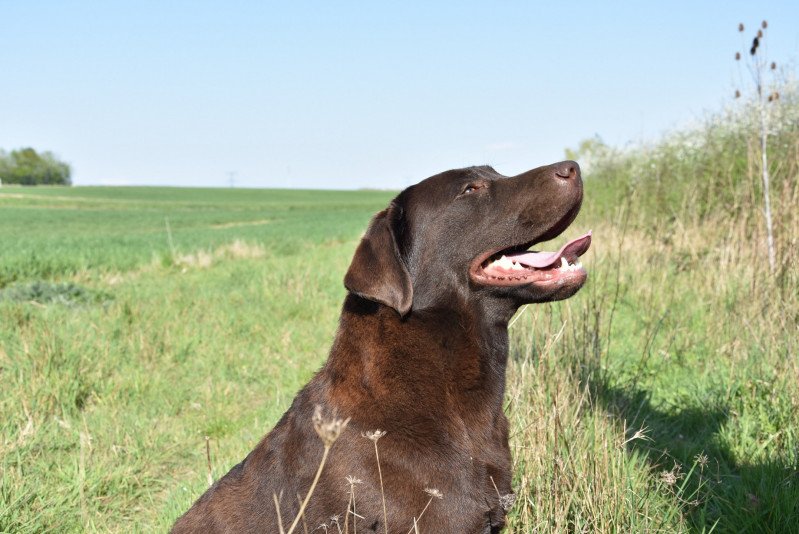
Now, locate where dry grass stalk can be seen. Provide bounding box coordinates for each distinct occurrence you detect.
[363,430,388,533]
[405,488,442,534]
[273,406,349,534]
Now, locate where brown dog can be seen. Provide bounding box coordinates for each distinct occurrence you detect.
[172,161,590,533]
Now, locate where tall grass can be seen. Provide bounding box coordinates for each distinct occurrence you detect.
[503,84,799,532]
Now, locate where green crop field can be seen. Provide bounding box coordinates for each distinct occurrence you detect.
[2,98,798,533]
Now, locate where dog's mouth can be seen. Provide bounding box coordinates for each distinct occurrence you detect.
[469,231,592,288]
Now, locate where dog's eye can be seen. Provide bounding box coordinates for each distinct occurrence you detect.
[461,184,482,195]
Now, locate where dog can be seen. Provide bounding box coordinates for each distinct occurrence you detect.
[172,161,590,533]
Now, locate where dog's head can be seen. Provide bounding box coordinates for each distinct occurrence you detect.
[345,161,591,317]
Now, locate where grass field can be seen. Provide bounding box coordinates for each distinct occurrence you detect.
[1,101,798,533]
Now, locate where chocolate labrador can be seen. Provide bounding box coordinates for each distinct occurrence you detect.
[172,161,591,533]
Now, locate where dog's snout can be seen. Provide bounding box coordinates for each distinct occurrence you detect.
[554,161,580,181]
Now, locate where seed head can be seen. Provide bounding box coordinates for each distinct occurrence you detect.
[312,405,350,447]
[424,487,444,499]
[694,453,709,468]
[362,429,386,442]
[762,20,768,29]
[499,493,517,511]
[660,470,678,486]
[768,94,773,103]
[757,29,763,39]
[771,61,776,70]
[735,52,741,61]
[735,89,741,99]
[346,475,363,485]
[738,23,744,32]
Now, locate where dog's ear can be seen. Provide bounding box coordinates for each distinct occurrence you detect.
[344,204,413,317]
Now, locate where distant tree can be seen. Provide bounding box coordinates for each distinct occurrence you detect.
[0,147,72,185]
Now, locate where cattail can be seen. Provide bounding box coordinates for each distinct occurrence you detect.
[738,23,744,32]
[735,52,741,61]
[762,20,767,29]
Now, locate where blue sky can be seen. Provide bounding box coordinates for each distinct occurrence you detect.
[2,1,798,189]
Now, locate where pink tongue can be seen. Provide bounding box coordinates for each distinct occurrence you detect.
[506,231,592,268]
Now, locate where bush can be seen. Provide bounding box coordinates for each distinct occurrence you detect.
[0,147,71,185]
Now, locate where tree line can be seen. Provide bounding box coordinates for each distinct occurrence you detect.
[0,148,71,185]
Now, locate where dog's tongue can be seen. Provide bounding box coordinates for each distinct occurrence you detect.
[506,231,592,268]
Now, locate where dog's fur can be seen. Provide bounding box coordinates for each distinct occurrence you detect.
[173,161,586,533]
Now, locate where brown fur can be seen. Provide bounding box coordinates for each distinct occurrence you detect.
[172,161,585,533]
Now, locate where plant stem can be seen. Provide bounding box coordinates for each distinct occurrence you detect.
[759,95,776,272]
[374,441,389,534]
[287,445,331,534]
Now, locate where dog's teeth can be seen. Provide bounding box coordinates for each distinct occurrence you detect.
[560,257,569,270]
[492,255,515,270]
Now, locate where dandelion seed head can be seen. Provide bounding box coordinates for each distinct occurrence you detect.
[346,475,363,485]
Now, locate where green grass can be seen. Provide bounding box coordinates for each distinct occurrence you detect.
[1,90,798,533]
[0,186,394,287]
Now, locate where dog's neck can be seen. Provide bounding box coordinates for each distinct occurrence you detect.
[323,295,512,427]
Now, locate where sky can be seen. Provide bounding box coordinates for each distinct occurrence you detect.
[2,1,798,189]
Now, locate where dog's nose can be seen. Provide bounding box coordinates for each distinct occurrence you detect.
[554,161,580,181]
